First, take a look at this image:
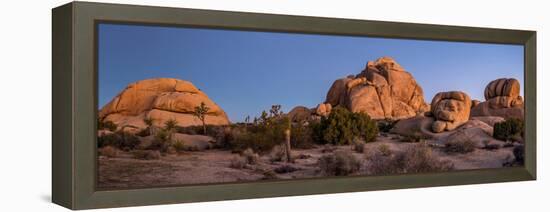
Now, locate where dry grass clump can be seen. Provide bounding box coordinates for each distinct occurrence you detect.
[444,139,476,154]
[365,145,454,175]
[318,151,361,176]
[229,156,247,169]
[243,148,259,165]
[377,144,392,156]
[98,146,118,158]
[229,148,259,169]
[269,145,286,162]
[132,150,161,160]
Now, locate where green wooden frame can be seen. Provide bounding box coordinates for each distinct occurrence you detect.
[52,1,536,210]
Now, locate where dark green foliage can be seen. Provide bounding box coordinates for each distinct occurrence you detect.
[313,107,378,145]
[226,106,290,153]
[290,122,315,149]
[136,128,150,137]
[97,131,140,150]
[98,118,117,131]
[513,145,525,164]
[444,139,476,154]
[493,118,524,141]
[318,151,361,176]
[377,118,397,133]
[274,165,299,174]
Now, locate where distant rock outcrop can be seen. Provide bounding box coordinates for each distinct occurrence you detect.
[317,57,429,120]
[99,78,230,130]
[428,91,472,133]
[470,78,524,120]
[287,106,314,123]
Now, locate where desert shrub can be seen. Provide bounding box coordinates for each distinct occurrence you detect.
[171,140,186,152]
[313,107,378,145]
[132,150,161,160]
[242,148,259,165]
[377,118,397,133]
[98,118,118,131]
[261,170,278,180]
[98,146,118,158]
[290,122,315,149]
[98,133,121,148]
[318,151,361,176]
[274,164,299,174]
[97,131,140,150]
[352,138,365,153]
[366,145,453,175]
[269,145,287,162]
[136,128,150,137]
[229,156,247,169]
[493,118,524,141]
[148,129,171,152]
[227,115,288,153]
[377,144,392,156]
[513,145,525,164]
[444,139,476,154]
[401,134,429,143]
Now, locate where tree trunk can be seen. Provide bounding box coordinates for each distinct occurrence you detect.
[202,119,207,135]
[284,129,292,163]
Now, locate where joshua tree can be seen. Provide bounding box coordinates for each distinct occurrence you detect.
[193,102,210,135]
[284,119,293,163]
[143,117,155,135]
[269,104,283,117]
[164,118,178,142]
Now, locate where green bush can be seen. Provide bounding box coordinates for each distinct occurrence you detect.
[290,122,315,149]
[149,129,171,152]
[227,107,290,153]
[97,131,140,150]
[493,118,524,141]
[313,107,378,145]
[513,145,525,165]
[377,118,397,133]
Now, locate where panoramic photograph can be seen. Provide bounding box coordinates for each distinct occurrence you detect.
[96,23,525,189]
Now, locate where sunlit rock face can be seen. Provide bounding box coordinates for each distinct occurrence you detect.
[429,91,472,133]
[317,57,429,119]
[99,78,230,130]
[470,78,524,120]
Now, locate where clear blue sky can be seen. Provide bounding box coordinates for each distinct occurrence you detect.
[98,23,524,122]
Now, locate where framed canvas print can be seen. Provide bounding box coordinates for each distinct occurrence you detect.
[52,1,536,210]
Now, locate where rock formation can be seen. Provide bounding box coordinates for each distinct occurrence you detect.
[428,91,471,133]
[287,106,314,123]
[317,57,429,119]
[470,78,524,119]
[99,78,230,130]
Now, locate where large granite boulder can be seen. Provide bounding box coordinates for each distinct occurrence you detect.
[471,78,524,119]
[318,57,429,119]
[99,78,230,130]
[287,106,314,123]
[428,91,471,133]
